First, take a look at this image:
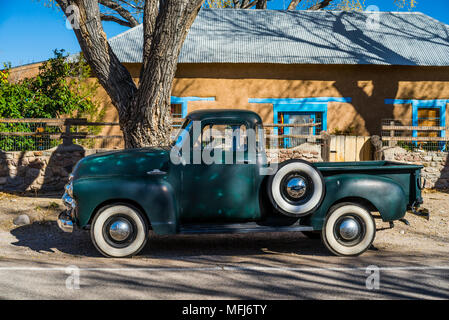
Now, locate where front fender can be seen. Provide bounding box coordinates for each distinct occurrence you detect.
[73,176,178,235]
[310,174,407,229]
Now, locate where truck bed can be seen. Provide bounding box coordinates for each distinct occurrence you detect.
[313,160,423,208]
[314,160,423,173]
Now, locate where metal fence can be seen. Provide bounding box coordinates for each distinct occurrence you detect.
[381,119,448,151]
[0,118,323,152]
[263,122,322,149]
[0,118,123,151]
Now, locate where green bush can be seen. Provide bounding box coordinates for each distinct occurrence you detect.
[0,49,103,151]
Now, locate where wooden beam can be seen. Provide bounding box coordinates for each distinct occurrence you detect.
[382,136,449,142]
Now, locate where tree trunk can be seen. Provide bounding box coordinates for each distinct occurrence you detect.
[121,0,203,148]
[256,0,267,9]
[58,0,203,149]
[308,0,333,10]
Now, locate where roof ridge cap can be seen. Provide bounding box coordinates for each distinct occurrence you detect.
[108,24,143,42]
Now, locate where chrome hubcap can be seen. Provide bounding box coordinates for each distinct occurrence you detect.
[109,219,132,242]
[338,218,361,241]
[286,177,307,199]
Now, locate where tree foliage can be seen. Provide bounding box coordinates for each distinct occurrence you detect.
[0,50,103,150]
[0,50,99,119]
[203,0,417,11]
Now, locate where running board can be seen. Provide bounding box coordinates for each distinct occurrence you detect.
[179,222,314,235]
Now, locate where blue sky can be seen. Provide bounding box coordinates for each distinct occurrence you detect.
[1,0,449,67]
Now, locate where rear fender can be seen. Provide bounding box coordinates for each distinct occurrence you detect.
[73,176,178,235]
[309,174,407,229]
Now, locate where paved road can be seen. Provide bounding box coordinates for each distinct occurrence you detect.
[0,228,448,299]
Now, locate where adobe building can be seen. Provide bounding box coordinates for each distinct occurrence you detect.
[9,9,449,141]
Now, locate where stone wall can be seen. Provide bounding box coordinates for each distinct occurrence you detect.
[266,143,323,163]
[383,146,449,189]
[0,145,107,193]
[0,143,323,193]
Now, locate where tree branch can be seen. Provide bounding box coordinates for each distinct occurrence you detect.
[308,0,333,10]
[242,0,258,9]
[287,0,302,10]
[100,13,134,27]
[56,0,136,115]
[141,0,159,77]
[98,0,139,27]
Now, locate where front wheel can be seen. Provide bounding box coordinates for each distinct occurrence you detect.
[322,202,375,256]
[90,204,149,258]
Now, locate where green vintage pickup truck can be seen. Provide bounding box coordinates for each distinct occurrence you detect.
[58,109,424,257]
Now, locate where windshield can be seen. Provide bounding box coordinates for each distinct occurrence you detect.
[172,119,193,148]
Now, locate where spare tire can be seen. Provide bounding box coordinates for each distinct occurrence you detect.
[267,159,325,217]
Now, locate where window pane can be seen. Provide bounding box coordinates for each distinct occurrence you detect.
[202,124,247,151]
[418,108,440,138]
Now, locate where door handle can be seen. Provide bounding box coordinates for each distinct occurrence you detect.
[147,169,167,175]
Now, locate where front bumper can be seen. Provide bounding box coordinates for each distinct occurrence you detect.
[57,210,74,233]
[57,182,76,233]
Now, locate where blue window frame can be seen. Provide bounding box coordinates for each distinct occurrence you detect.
[385,99,448,149]
[170,96,215,127]
[280,112,322,148]
[249,97,352,148]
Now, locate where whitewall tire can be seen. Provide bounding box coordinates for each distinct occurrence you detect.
[322,203,376,256]
[267,160,325,217]
[90,204,149,258]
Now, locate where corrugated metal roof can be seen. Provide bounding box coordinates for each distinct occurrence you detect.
[108,9,449,66]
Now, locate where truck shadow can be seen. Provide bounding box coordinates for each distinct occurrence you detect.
[10,221,98,257]
[9,221,335,258]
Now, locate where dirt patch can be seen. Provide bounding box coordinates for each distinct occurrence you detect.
[374,190,449,255]
[0,192,63,231]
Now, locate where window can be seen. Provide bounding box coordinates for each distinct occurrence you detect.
[278,112,322,148]
[385,99,448,150]
[172,119,192,148]
[417,108,440,138]
[170,104,183,128]
[201,124,247,152]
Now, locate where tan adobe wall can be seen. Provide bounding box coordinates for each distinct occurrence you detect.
[103,63,449,138]
[7,62,43,83]
[11,62,448,140]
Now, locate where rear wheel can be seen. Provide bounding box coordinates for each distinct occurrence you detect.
[90,203,149,258]
[322,202,375,256]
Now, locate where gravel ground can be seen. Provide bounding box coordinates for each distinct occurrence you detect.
[0,191,448,299]
[0,190,447,261]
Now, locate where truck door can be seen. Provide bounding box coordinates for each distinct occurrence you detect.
[180,121,259,222]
